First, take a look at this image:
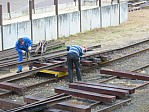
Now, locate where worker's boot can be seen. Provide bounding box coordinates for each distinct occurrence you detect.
[16,70,22,73]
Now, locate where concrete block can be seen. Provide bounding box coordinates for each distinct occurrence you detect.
[101,5,111,27]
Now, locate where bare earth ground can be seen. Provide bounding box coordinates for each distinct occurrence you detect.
[1,9,149,111]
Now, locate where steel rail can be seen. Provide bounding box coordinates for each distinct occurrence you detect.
[0,78,57,98]
[0,42,65,62]
[97,99,131,112]
[6,95,72,112]
[0,44,101,68]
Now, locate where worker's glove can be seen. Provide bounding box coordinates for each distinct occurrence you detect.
[28,46,32,51]
[22,50,26,54]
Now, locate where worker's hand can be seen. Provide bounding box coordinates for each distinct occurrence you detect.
[28,46,32,51]
[22,50,26,54]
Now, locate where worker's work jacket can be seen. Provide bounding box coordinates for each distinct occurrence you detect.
[68,45,84,57]
[15,37,32,53]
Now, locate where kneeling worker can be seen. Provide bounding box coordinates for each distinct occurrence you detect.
[15,37,33,73]
[67,45,87,83]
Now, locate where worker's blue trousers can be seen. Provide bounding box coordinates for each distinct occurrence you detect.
[18,52,23,71]
[67,52,82,83]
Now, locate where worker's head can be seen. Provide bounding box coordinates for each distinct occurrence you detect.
[82,46,87,52]
[18,38,24,45]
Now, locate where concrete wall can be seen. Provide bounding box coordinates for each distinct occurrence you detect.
[69,11,80,35]
[33,18,46,44]
[3,23,18,49]
[101,5,111,27]
[120,2,128,23]
[1,2,128,50]
[0,27,2,51]
[17,21,31,39]
[110,4,119,26]
[45,16,57,40]
[81,7,101,32]
[59,13,70,37]
[59,11,80,37]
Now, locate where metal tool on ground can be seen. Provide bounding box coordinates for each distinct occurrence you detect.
[35,40,48,55]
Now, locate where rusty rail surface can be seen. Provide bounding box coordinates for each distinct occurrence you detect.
[6,95,71,112]
[75,81,135,94]
[55,87,116,103]
[100,68,149,81]
[69,83,129,98]
[97,99,131,112]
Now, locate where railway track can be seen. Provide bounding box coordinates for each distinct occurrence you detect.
[1,39,149,111]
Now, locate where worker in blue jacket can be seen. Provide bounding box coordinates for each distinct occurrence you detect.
[67,45,87,83]
[15,37,33,73]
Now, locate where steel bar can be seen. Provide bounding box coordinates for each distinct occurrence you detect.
[0,61,64,83]
[55,87,116,103]
[24,93,65,104]
[135,82,149,89]
[7,2,11,18]
[6,95,71,112]
[0,98,25,110]
[0,5,4,50]
[78,0,82,32]
[0,91,12,98]
[0,82,26,94]
[45,108,70,112]
[53,101,91,112]
[97,99,131,112]
[75,81,135,94]
[0,44,101,68]
[29,0,33,41]
[69,83,129,98]
[100,68,149,81]
[81,61,95,66]
[99,76,117,83]
[50,66,68,72]
[32,0,35,13]
[24,95,46,104]
[0,78,56,98]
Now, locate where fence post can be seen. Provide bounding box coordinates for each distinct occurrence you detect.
[99,0,102,28]
[7,2,11,19]
[118,0,120,24]
[55,0,59,38]
[0,5,3,50]
[74,0,77,6]
[78,0,82,32]
[32,0,35,14]
[29,0,33,41]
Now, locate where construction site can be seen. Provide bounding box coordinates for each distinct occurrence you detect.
[0,0,149,112]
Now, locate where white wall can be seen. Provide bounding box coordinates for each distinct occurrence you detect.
[1,2,128,50]
[58,13,70,37]
[17,21,31,39]
[81,7,101,32]
[3,23,18,49]
[101,5,111,27]
[45,16,57,40]
[120,2,128,23]
[69,11,80,35]
[110,4,119,26]
[0,27,2,51]
[32,18,46,44]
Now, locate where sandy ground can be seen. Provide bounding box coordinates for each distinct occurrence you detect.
[1,9,149,112]
[59,9,149,49]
